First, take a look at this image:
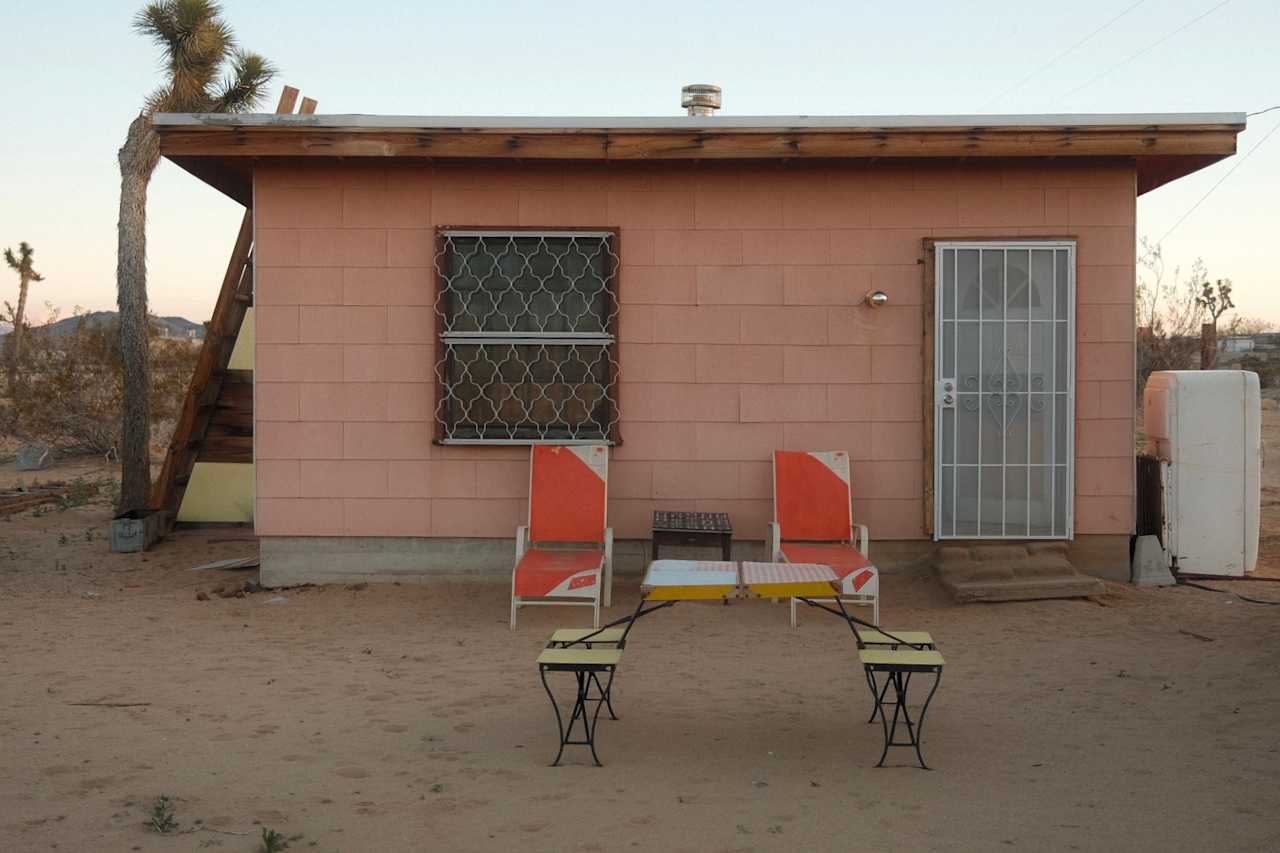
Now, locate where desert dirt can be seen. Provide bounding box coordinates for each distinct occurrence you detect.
[2,431,1279,853]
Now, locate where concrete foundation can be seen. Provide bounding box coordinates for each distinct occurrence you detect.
[1064,535,1132,583]
[260,534,1130,588]
[261,535,939,587]
[262,536,514,586]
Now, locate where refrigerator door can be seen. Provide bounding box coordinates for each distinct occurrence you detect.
[1146,370,1259,577]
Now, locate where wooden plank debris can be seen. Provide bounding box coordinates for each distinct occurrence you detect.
[190,556,260,572]
[0,481,98,516]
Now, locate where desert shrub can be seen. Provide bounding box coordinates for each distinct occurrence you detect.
[1135,240,1204,393]
[147,794,178,834]
[1238,355,1280,389]
[0,312,198,456]
[1226,315,1273,336]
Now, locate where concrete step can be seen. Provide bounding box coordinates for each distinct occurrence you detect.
[935,542,1105,603]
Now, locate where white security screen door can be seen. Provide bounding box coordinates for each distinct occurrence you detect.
[934,242,1075,539]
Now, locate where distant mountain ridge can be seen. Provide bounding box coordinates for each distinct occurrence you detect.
[0,311,203,340]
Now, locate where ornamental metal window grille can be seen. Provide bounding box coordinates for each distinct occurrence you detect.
[434,230,620,443]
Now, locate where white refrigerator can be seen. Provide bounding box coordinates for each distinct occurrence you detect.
[1144,370,1260,577]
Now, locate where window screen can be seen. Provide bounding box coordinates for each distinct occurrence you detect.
[434,230,619,443]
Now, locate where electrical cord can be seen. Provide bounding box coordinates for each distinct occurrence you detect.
[1156,113,1280,244]
[1178,579,1280,605]
[982,0,1149,109]
[1060,0,1234,100]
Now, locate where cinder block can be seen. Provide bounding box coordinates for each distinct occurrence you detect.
[694,191,782,229]
[1131,535,1175,586]
[740,229,829,265]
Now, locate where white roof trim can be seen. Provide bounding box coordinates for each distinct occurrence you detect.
[153,112,1246,131]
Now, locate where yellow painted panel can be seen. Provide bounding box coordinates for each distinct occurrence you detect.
[745,581,840,599]
[177,462,254,523]
[227,307,254,370]
[643,585,738,601]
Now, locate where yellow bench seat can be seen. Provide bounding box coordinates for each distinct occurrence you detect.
[537,648,624,668]
[548,627,626,646]
[857,630,935,648]
[859,649,944,669]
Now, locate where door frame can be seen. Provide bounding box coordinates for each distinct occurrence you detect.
[922,236,1078,540]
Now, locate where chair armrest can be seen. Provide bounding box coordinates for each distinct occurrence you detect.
[515,525,528,561]
[767,523,782,562]
[603,527,615,606]
[855,523,869,557]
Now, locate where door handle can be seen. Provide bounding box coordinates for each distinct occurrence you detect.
[939,378,956,408]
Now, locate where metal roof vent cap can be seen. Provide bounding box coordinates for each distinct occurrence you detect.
[681,84,721,116]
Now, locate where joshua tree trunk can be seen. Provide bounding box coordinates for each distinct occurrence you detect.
[116,113,160,513]
[7,273,30,389]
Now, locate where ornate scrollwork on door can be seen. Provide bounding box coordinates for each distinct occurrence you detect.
[960,348,1048,435]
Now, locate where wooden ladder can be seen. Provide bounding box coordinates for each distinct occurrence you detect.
[150,86,317,520]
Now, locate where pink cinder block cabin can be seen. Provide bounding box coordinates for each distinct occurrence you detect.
[154,101,1244,586]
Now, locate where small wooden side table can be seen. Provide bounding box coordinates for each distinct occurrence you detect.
[651,511,733,561]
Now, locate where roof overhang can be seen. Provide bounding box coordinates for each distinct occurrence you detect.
[154,112,1246,206]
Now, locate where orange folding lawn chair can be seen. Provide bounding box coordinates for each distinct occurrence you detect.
[768,450,880,627]
[510,445,614,630]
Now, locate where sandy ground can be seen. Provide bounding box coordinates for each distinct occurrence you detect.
[2,444,1280,852]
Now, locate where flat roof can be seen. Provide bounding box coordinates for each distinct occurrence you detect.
[153,111,1246,130]
[153,110,1247,205]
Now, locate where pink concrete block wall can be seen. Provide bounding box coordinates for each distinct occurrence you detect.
[254,159,1136,540]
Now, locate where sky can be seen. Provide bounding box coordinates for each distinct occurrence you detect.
[0,0,1276,325]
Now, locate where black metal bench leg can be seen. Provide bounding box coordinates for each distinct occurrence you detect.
[541,666,614,767]
[875,670,902,767]
[912,670,942,770]
[570,670,599,766]
[897,672,919,757]
[540,665,568,767]
[562,671,596,765]
[866,669,895,724]
[864,669,878,723]
[586,670,613,766]
[589,670,619,720]
[869,668,939,770]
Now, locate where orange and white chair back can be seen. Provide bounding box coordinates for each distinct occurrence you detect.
[769,450,879,626]
[510,444,613,629]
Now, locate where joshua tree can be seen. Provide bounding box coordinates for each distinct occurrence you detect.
[116,1,275,512]
[1196,278,1234,369]
[3,241,44,392]
[1196,278,1235,331]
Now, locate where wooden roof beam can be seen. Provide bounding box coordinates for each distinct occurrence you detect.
[155,124,1242,162]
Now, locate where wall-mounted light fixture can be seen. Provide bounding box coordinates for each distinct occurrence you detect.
[862,290,889,308]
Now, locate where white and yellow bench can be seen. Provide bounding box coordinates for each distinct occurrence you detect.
[858,647,944,769]
[538,632,627,766]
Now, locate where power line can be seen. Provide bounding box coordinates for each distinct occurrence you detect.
[1061,0,1233,100]
[1157,115,1280,244]
[1247,105,1280,117]
[983,0,1149,109]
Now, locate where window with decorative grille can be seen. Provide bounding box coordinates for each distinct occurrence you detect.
[434,230,620,444]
